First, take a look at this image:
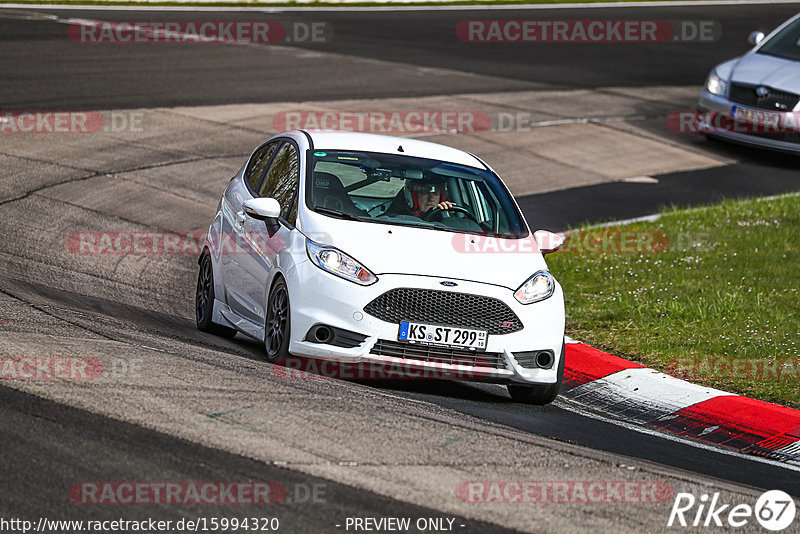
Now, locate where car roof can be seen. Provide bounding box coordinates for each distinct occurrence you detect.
[300,130,486,169]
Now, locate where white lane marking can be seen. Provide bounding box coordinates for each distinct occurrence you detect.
[583,213,663,229]
[3,0,800,12]
[620,175,659,183]
[554,396,800,473]
[522,115,647,128]
[566,367,733,424]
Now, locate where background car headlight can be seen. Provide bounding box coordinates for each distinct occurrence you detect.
[514,271,555,304]
[706,71,728,96]
[306,240,377,286]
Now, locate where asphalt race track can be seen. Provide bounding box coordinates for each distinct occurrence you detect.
[3,3,800,108]
[2,3,800,533]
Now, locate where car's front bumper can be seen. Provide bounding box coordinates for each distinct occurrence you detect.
[284,260,565,386]
[698,90,800,154]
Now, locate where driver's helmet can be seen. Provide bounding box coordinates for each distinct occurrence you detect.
[403,174,446,214]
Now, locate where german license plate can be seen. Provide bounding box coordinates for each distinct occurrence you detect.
[398,321,487,351]
[732,105,781,126]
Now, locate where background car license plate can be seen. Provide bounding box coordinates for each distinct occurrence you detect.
[733,105,781,125]
[398,321,487,350]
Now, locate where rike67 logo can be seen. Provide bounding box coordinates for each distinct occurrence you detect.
[668,490,796,531]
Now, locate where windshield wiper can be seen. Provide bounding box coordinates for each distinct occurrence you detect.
[404,222,449,232]
[313,206,361,220]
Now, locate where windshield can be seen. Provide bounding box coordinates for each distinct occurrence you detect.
[306,149,528,238]
[757,18,800,61]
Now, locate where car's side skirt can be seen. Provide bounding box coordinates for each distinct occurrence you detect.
[213,299,265,341]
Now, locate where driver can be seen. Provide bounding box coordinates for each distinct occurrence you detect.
[385,174,456,217]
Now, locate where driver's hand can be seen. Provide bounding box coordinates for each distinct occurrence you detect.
[436,201,455,210]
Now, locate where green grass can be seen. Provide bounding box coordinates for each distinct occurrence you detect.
[548,194,800,409]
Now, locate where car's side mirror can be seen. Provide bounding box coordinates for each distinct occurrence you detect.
[243,198,281,234]
[534,230,564,254]
[748,31,765,46]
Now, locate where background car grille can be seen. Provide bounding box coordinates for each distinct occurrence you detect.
[363,288,523,335]
[728,83,800,111]
[371,339,507,369]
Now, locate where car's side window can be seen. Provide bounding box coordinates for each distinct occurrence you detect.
[258,142,300,225]
[245,141,281,193]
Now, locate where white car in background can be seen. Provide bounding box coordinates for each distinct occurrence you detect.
[699,13,800,153]
[195,130,566,404]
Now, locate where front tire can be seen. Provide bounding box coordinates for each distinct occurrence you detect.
[196,252,237,338]
[264,277,291,362]
[507,340,565,405]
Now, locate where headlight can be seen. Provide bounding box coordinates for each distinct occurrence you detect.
[514,271,555,304]
[706,71,728,96]
[306,240,377,286]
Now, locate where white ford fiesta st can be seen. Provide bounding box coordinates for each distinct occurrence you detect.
[196,130,566,404]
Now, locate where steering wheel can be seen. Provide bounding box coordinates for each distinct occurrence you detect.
[422,205,480,224]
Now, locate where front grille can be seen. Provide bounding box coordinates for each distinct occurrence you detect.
[363,288,523,335]
[371,339,507,369]
[729,83,800,111]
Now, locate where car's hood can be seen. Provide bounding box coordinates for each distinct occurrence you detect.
[301,214,548,290]
[730,52,800,93]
